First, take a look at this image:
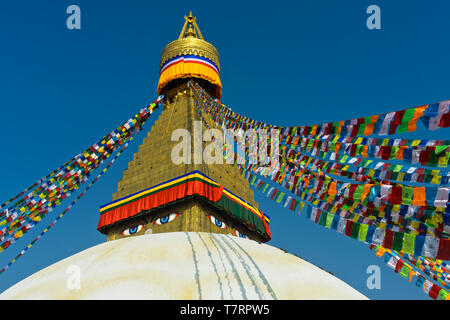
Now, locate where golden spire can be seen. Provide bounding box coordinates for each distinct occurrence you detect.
[178,11,204,40]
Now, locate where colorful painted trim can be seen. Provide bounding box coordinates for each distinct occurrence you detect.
[157,57,222,98]
[160,55,220,75]
[98,170,270,239]
[223,189,269,223]
[99,171,219,213]
[216,191,271,240]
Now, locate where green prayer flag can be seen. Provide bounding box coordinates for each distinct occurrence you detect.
[319,211,328,226]
[358,224,369,242]
[276,191,284,203]
[353,185,364,201]
[402,186,414,206]
[325,213,334,228]
[330,141,336,151]
[350,222,360,239]
[438,289,448,300]
[397,108,415,133]
[355,145,363,156]
[392,232,404,251]
[322,180,330,192]
[399,265,410,278]
[357,125,365,136]
[429,151,438,167]
[402,233,415,254]
[435,145,447,154]
[364,160,373,168]
[390,146,399,159]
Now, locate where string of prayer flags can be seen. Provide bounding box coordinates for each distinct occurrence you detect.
[237,162,450,260]
[243,160,450,298]
[190,83,450,299]
[191,82,450,140]
[369,245,450,300]
[191,81,449,251]
[243,161,450,299]
[0,131,138,274]
[0,96,163,254]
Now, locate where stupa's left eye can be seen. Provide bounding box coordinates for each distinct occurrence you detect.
[154,213,179,225]
[121,224,144,236]
[208,215,227,229]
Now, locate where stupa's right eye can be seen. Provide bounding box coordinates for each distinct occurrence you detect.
[208,215,227,229]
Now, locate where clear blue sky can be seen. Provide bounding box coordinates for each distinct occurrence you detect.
[0,0,449,299]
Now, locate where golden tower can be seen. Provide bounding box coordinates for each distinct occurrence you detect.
[96,12,271,243]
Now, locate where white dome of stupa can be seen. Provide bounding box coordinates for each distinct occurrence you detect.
[0,232,367,299]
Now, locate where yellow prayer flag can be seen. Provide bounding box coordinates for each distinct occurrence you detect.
[376,247,386,257]
[14,230,23,239]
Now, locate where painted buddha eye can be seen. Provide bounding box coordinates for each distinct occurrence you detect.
[121,224,144,236]
[234,229,248,239]
[208,215,227,229]
[154,213,179,225]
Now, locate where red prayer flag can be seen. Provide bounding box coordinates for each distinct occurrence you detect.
[428,284,441,300]
[345,220,353,237]
[389,186,403,205]
[439,112,450,128]
[394,260,404,273]
[384,230,394,249]
[437,239,450,260]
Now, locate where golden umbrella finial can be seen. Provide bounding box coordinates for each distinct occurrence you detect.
[159,11,221,98]
[178,11,204,40]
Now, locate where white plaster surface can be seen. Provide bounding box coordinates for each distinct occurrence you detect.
[0,232,367,300]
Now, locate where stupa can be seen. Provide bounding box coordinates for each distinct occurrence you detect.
[0,12,367,300]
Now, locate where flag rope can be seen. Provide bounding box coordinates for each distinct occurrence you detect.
[0,129,140,274]
[189,80,450,300]
[0,96,164,254]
